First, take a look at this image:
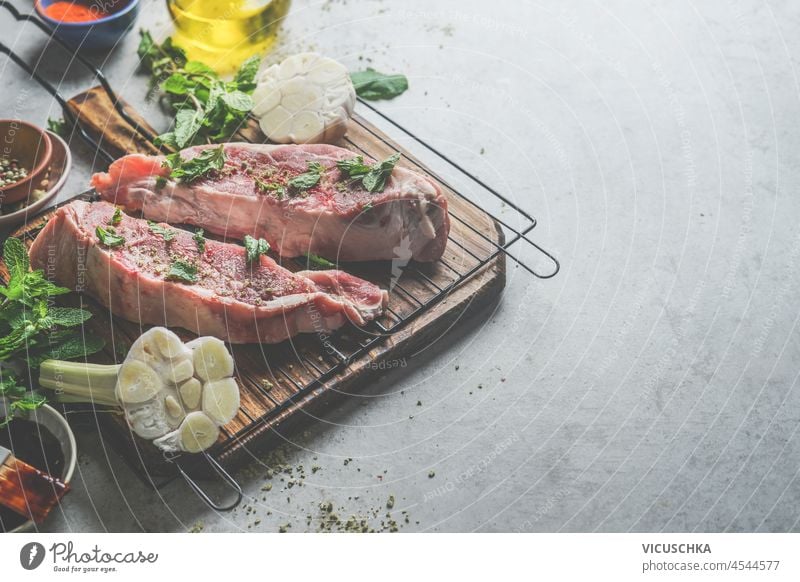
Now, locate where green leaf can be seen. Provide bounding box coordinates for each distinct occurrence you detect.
[0,324,38,360]
[337,152,401,193]
[362,153,401,192]
[163,145,226,183]
[137,29,158,69]
[138,30,255,147]
[336,156,371,178]
[350,68,409,101]
[0,375,26,399]
[303,252,335,270]
[173,107,204,149]
[96,226,125,247]
[193,229,206,253]
[148,221,176,242]
[47,117,68,137]
[3,238,29,283]
[166,260,198,283]
[162,73,191,95]
[244,235,270,263]
[11,393,47,412]
[254,178,286,199]
[185,60,218,77]
[233,55,260,90]
[287,161,325,191]
[110,207,122,225]
[20,274,69,301]
[27,335,105,368]
[221,90,254,113]
[160,37,187,70]
[47,307,92,328]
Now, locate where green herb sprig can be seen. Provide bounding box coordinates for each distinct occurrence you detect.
[0,239,104,424]
[47,117,69,138]
[287,161,325,192]
[166,259,198,283]
[303,252,335,270]
[162,145,226,184]
[244,235,270,263]
[337,153,401,193]
[193,229,206,253]
[148,221,177,242]
[138,30,259,149]
[96,226,125,247]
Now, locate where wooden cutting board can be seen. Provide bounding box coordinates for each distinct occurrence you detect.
[2,87,507,481]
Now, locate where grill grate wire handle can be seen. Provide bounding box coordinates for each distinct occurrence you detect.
[0,1,560,506]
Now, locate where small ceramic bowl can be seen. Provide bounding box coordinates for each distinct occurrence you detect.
[0,120,52,205]
[35,0,140,50]
[0,403,77,533]
[0,130,72,229]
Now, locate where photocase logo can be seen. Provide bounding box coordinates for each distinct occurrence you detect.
[19,542,46,570]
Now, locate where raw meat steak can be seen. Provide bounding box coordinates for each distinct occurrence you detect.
[91,143,449,262]
[28,200,388,344]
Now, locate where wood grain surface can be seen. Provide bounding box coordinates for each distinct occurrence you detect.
[2,87,506,480]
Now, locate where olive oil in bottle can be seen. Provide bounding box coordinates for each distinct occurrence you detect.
[167,0,291,73]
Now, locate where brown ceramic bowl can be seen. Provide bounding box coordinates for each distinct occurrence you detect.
[0,120,53,205]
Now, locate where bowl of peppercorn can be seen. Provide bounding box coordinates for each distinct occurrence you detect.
[0,120,53,206]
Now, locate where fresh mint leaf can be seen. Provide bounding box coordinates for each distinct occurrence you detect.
[336,156,371,177]
[137,30,186,78]
[148,221,176,242]
[0,376,26,399]
[337,152,401,193]
[350,68,409,101]
[110,207,122,225]
[137,29,158,68]
[166,260,198,283]
[193,229,206,253]
[362,153,401,192]
[26,334,105,368]
[162,73,190,95]
[233,55,260,90]
[222,91,254,113]
[11,393,47,411]
[163,145,226,183]
[185,60,217,77]
[303,252,335,270]
[172,107,205,149]
[3,238,29,283]
[47,307,92,328]
[244,235,270,263]
[254,178,286,199]
[47,117,68,137]
[288,161,325,191]
[0,325,39,360]
[96,226,125,247]
[138,30,257,147]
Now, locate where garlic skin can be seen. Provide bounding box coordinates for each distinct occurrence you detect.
[252,53,356,144]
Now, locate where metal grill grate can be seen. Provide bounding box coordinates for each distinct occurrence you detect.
[0,1,559,507]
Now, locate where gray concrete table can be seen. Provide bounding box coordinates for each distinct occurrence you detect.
[1,0,798,532]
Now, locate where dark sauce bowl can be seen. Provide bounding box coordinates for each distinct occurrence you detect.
[0,404,76,532]
[35,0,140,51]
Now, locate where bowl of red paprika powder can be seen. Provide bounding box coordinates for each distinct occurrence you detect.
[35,0,140,51]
